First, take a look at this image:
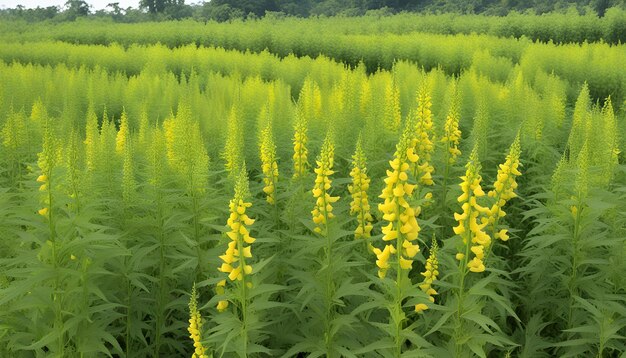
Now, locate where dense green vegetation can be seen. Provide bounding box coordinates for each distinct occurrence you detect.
[2,0,626,21]
[2,18,625,105]
[3,6,626,44]
[0,8,624,358]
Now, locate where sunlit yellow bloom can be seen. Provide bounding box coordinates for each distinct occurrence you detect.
[188,283,209,358]
[441,83,462,164]
[217,166,255,313]
[292,109,309,179]
[348,137,373,239]
[311,133,338,235]
[486,135,522,246]
[375,121,422,279]
[259,123,279,205]
[418,240,439,310]
[453,149,490,273]
[410,85,435,186]
[115,110,129,155]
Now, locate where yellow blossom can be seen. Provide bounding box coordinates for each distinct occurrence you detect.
[453,149,490,273]
[375,121,422,279]
[292,107,309,179]
[259,123,279,205]
[311,133,338,235]
[187,283,208,358]
[441,82,462,164]
[416,240,439,311]
[217,166,255,312]
[410,84,435,186]
[38,207,49,217]
[486,135,522,245]
[348,136,373,239]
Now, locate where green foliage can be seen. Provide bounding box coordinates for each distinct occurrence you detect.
[0,20,624,357]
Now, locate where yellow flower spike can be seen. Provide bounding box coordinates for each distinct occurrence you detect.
[217,165,257,319]
[311,132,337,236]
[417,240,439,312]
[188,283,208,356]
[415,303,429,313]
[259,120,279,205]
[292,107,309,179]
[374,118,424,298]
[486,135,522,248]
[442,82,462,165]
[409,84,436,186]
[348,136,372,239]
[453,149,491,272]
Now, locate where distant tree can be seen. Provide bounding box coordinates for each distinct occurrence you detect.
[64,0,90,20]
[594,0,611,15]
[208,0,279,18]
[139,0,193,19]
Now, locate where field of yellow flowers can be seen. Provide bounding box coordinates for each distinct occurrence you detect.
[0,17,625,358]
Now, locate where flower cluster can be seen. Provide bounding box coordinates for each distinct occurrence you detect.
[453,150,491,273]
[415,240,439,313]
[292,110,309,179]
[384,81,401,132]
[311,135,339,235]
[259,124,279,205]
[375,124,421,278]
[441,87,462,164]
[348,138,373,239]
[411,86,435,186]
[115,110,129,155]
[37,174,49,217]
[222,107,242,176]
[486,136,522,242]
[217,167,255,309]
[187,283,209,358]
[37,117,58,219]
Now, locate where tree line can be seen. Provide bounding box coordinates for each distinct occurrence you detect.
[1,0,625,22]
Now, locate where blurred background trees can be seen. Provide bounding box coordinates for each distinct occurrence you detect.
[0,0,625,22]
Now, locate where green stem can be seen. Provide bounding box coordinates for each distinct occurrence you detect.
[484,191,505,264]
[237,225,249,358]
[191,190,203,278]
[155,189,165,357]
[126,273,132,358]
[440,148,451,239]
[392,196,403,357]
[319,174,334,357]
[567,195,583,329]
[48,175,65,356]
[454,192,473,358]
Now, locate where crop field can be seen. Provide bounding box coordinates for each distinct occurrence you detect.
[0,11,625,358]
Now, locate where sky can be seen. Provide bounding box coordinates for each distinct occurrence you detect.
[0,0,139,10]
